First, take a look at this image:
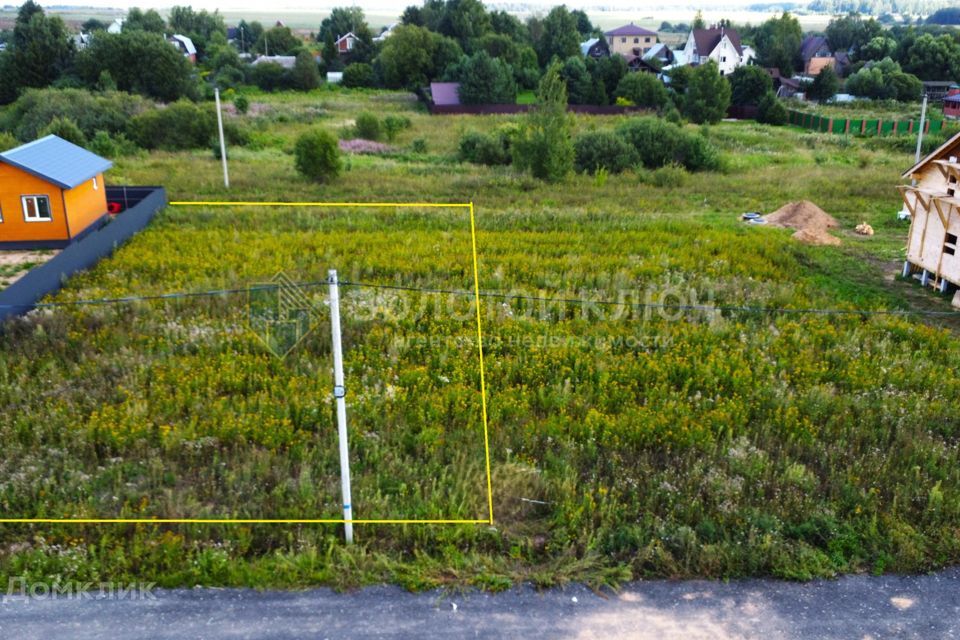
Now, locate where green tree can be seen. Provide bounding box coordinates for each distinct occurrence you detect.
[807,65,839,103]
[825,12,882,55]
[291,50,320,90]
[167,5,226,59]
[318,6,368,42]
[455,51,517,104]
[615,72,669,109]
[535,6,580,67]
[692,10,706,30]
[757,91,788,125]
[377,24,461,89]
[341,62,376,87]
[684,60,731,124]
[76,31,192,101]
[728,65,773,106]
[512,62,574,183]
[254,26,303,56]
[123,7,165,33]
[570,9,593,36]
[753,12,802,76]
[860,35,897,61]
[845,57,922,101]
[560,55,598,105]
[900,33,960,80]
[295,128,342,182]
[6,3,73,97]
[437,0,491,49]
[592,54,627,104]
[235,20,262,53]
[322,31,341,72]
[81,17,109,32]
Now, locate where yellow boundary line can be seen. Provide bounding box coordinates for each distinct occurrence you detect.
[5,201,493,527]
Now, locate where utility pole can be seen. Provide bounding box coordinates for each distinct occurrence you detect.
[328,270,354,544]
[915,93,928,167]
[214,87,229,189]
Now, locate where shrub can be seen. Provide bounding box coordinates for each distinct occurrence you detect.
[3,88,151,142]
[649,164,688,188]
[39,117,87,146]
[251,62,288,92]
[354,112,382,141]
[126,101,216,150]
[458,130,511,166]
[614,73,669,110]
[729,65,773,106]
[573,130,638,174]
[0,131,18,152]
[383,115,412,142]
[411,138,428,153]
[450,51,517,105]
[616,117,720,172]
[757,92,788,126]
[234,94,250,115]
[294,128,341,182]
[342,63,376,88]
[89,131,139,158]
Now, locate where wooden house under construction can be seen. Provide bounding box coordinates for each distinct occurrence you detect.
[899,131,960,306]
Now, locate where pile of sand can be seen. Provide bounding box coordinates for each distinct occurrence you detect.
[763,200,841,246]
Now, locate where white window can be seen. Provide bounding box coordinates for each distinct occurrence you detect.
[22,195,52,222]
[92,176,98,190]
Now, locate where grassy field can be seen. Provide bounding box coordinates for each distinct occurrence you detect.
[2,87,960,591]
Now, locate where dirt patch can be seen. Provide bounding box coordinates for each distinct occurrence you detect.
[0,250,58,288]
[763,200,842,246]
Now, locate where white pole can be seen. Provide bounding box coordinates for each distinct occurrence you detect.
[328,269,354,544]
[915,93,928,166]
[214,87,230,189]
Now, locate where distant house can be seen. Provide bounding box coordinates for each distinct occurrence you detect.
[336,32,358,54]
[72,32,91,51]
[107,18,124,34]
[924,81,956,101]
[624,54,660,74]
[766,68,804,99]
[683,26,745,76]
[167,34,197,63]
[642,42,674,67]
[374,23,396,43]
[580,37,610,59]
[251,55,297,69]
[0,135,113,249]
[604,23,658,58]
[899,130,960,303]
[429,82,461,107]
[944,85,960,119]
[800,35,835,76]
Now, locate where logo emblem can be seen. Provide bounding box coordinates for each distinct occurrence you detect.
[247,272,320,358]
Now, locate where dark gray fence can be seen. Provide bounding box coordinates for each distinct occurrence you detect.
[0,186,166,325]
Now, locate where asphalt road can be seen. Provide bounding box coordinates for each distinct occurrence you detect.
[2,568,959,639]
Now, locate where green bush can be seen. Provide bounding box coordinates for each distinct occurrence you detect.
[616,117,720,172]
[573,130,638,174]
[126,101,216,150]
[294,128,342,182]
[0,131,18,152]
[342,63,376,88]
[411,138,428,153]
[234,94,250,115]
[383,114,412,142]
[649,164,688,188]
[354,112,382,141]
[458,130,512,166]
[251,62,289,92]
[89,131,139,158]
[757,92,788,126]
[614,73,669,110]
[3,88,151,142]
[40,117,87,146]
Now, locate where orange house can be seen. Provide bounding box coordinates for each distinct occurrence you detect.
[0,135,113,249]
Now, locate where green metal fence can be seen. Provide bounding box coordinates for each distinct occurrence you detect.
[787,110,944,136]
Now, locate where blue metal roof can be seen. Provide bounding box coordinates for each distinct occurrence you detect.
[0,135,112,189]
